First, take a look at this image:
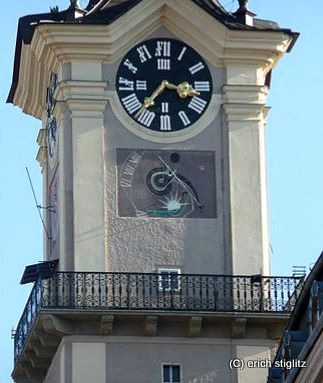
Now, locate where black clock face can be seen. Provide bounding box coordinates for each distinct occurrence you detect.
[116,38,213,132]
[46,72,58,157]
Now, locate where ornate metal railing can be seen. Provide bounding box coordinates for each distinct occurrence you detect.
[14,272,304,361]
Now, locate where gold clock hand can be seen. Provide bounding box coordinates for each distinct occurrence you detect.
[164,82,177,90]
[176,82,200,98]
[165,81,200,98]
[134,98,153,119]
[135,80,168,118]
[135,80,200,119]
[151,80,169,100]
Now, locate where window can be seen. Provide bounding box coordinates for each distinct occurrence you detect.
[157,268,181,291]
[163,364,181,383]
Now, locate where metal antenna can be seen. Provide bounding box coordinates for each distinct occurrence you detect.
[25,167,52,240]
[292,265,306,278]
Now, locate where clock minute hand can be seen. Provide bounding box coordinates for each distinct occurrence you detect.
[135,80,169,118]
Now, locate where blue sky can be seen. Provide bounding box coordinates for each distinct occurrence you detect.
[1,0,322,381]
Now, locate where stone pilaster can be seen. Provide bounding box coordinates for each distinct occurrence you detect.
[223,84,270,275]
[47,61,109,271]
[66,97,107,272]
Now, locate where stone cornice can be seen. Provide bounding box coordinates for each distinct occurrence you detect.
[66,99,107,118]
[223,85,269,104]
[223,104,266,122]
[36,146,48,168]
[57,80,109,101]
[36,128,47,168]
[222,84,269,122]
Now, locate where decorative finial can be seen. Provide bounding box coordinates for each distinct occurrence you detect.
[238,0,248,11]
[50,5,59,13]
[70,0,81,7]
[235,0,255,26]
[66,0,86,19]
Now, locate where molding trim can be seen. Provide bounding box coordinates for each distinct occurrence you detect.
[59,334,278,347]
[231,318,247,338]
[188,316,202,337]
[100,315,114,336]
[144,316,159,336]
[66,99,107,118]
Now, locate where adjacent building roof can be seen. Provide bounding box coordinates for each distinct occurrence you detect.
[268,253,323,382]
[285,252,323,330]
[7,0,298,103]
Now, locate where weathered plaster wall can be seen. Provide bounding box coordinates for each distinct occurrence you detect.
[100,28,227,274]
[52,336,277,383]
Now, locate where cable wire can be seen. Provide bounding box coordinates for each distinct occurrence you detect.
[25,167,52,240]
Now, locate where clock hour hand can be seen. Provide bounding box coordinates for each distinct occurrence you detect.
[135,80,200,118]
[164,81,200,98]
[176,82,200,99]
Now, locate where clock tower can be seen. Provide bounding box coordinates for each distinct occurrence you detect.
[9,1,302,382]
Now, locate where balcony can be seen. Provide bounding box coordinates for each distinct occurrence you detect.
[14,272,304,365]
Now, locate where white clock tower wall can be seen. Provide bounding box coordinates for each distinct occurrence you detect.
[59,103,75,271]
[8,3,299,382]
[66,56,107,272]
[24,2,294,277]
[223,66,271,276]
[99,28,228,275]
[50,26,274,276]
[103,109,226,274]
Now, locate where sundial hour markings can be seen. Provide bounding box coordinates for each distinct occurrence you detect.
[135,210,149,218]
[121,93,142,114]
[120,179,132,188]
[123,164,136,176]
[189,62,204,75]
[129,151,142,164]
[136,210,148,218]
[120,151,143,191]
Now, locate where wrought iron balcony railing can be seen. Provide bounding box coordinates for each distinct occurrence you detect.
[14,272,304,361]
